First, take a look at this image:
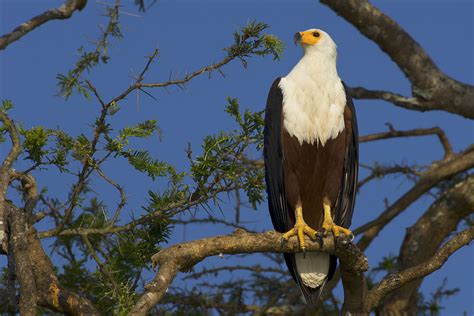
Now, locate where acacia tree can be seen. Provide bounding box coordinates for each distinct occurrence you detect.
[0,1,472,315]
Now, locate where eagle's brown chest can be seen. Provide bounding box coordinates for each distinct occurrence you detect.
[281,128,345,228]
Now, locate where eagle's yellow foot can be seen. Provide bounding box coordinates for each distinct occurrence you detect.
[321,201,354,240]
[282,206,317,252]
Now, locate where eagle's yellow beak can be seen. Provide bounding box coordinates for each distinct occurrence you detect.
[294,30,321,46]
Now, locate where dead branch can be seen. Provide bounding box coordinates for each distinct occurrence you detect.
[321,0,474,119]
[0,0,87,50]
[359,126,453,159]
[355,145,474,252]
[366,227,474,309]
[358,164,419,190]
[129,229,368,315]
[380,174,474,314]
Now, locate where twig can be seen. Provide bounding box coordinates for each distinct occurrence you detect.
[173,216,256,233]
[357,164,420,190]
[183,265,286,280]
[95,167,126,226]
[81,234,119,291]
[359,126,453,159]
[108,54,234,107]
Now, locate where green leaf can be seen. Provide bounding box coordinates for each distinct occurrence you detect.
[21,126,50,163]
[123,149,172,180]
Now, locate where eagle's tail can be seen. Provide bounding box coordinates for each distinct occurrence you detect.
[285,253,337,305]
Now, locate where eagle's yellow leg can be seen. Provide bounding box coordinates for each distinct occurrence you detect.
[322,201,352,237]
[282,206,317,251]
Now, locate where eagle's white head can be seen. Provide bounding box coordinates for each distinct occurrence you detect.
[294,28,337,60]
[279,28,345,146]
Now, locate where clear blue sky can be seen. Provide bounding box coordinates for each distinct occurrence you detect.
[1,0,473,314]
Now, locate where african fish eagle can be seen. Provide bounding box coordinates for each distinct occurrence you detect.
[264,29,358,304]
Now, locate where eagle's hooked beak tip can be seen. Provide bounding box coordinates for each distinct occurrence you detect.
[294,32,302,46]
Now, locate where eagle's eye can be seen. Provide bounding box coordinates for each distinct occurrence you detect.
[313,31,320,38]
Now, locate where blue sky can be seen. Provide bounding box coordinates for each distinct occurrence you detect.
[1,0,473,314]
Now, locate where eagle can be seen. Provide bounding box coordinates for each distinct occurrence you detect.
[264,29,358,304]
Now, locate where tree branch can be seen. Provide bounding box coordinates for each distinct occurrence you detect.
[0,110,21,254]
[354,145,474,251]
[321,0,474,119]
[108,53,233,107]
[182,265,287,280]
[8,207,38,314]
[357,164,419,190]
[359,126,453,159]
[129,229,368,315]
[380,174,474,313]
[0,0,88,50]
[367,227,474,309]
[0,288,17,313]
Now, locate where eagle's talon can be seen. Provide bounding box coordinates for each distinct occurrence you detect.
[281,212,317,252]
[322,202,353,239]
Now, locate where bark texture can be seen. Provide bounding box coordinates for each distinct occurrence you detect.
[321,0,474,119]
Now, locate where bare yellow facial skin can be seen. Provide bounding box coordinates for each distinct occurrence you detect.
[298,30,322,46]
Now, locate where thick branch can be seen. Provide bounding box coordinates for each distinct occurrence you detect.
[322,0,474,118]
[9,206,38,314]
[6,195,99,314]
[380,174,474,314]
[129,230,368,315]
[0,288,17,313]
[367,227,474,308]
[0,0,87,50]
[28,227,100,315]
[0,111,21,253]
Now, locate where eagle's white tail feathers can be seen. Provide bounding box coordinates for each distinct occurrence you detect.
[295,252,329,288]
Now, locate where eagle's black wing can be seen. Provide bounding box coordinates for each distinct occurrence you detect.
[264,78,292,233]
[334,83,359,229]
[264,78,322,304]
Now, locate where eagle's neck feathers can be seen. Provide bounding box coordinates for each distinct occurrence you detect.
[279,49,346,146]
